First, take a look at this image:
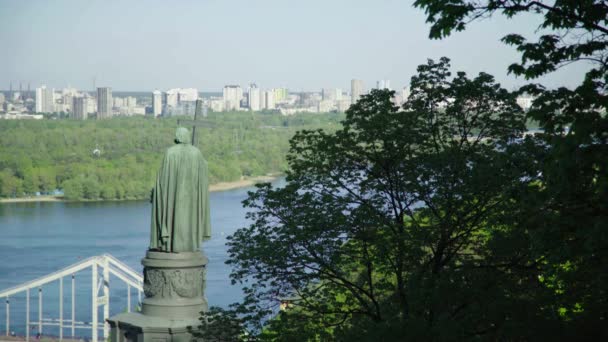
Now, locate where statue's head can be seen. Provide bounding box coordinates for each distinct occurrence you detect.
[175,127,191,144]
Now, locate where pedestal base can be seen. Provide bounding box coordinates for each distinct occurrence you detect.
[141,251,208,318]
[108,312,199,342]
[108,250,208,342]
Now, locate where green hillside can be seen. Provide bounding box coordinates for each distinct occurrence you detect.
[0,112,343,200]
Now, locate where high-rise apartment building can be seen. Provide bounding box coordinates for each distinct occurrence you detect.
[264,90,275,110]
[165,89,178,108]
[248,84,261,111]
[113,97,124,108]
[125,96,136,108]
[322,88,342,102]
[273,88,288,102]
[161,88,198,116]
[351,79,364,104]
[401,86,410,102]
[35,85,54,113]
[152,90,162,116]
[223,85,243,111]
[72,96,88,120]
[97,87,112,119]
[177,88,198,102]
[376,80,391,90]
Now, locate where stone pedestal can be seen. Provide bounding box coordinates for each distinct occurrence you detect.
[107,251,208,342]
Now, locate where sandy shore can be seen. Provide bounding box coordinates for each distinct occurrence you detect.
[0,175,280,203]
[0,195,63,203]
[209,175,278,192]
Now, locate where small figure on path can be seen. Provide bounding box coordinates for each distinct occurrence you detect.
[150,127,211,252]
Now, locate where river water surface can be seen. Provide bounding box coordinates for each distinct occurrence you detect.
[0,179,284,338]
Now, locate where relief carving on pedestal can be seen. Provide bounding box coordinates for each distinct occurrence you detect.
[143,267,205,299]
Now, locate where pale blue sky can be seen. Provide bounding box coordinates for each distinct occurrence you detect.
[0,0,589,91]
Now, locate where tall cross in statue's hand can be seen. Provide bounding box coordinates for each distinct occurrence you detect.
[177,99,215,145]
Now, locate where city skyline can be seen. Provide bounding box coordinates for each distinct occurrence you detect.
[0,0,590,92]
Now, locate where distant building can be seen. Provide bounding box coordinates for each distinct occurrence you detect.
[163,88,199,112]
[61,95,74,113]
[72,96,88,120]
[131,106,146,115]
[62,87,78,96]
[351,79,364,104]
[392,94,403,106]
[322,88,332,101]
[35,85,54,113]
[337,99,352,112]
[263,90,275,110]
[125,96,136,108]
[401,86,410,103]
[61,87,78,113]
[248,84,261,111]
[273,88,288,103]
[152,90,162,116]
[177,88,198,102]
[209,98,225,112]
[322,88,341,101]
[113,97,124,108]
[223,85,243,111]
[517,94,534,111]
[164,101,196,116]
[165,89,179,108]
[97,87,112,119]
[377,79,391,90]
[87,95,97,114]
[318,100,335,113]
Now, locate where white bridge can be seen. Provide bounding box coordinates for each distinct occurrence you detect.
[0,254,143,342]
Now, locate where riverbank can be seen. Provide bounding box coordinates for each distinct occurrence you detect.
[0,195,63,203]
[209,174,278,192]
[0,174,281,203]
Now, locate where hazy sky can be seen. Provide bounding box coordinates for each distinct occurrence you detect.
[0,0,590,92]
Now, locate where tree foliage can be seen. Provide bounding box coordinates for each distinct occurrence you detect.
[415,0,608,337]
[415,0,608,80]
[204,2,608,338]
[191,306,247,342]
[222,58,564,339]
[0,112,343,200]
[213,1,608,339]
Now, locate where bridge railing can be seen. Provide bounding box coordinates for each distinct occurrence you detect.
[0,254,143,342]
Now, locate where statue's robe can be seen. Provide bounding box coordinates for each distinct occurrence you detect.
[150,128,211,252]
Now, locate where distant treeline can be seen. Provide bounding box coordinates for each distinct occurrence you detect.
[0,112,343,200]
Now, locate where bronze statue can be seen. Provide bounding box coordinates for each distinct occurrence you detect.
[150,127,211,252]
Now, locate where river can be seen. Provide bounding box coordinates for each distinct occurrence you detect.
[0,179,284,338]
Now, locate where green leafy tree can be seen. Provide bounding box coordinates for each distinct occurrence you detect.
[100,185,116,200]
[0,169,23,198]
[190,306,246,342]
[37,167,57,193]
[0,113,342,201]
[415,0,608,337]
[81,177,101,199]
[225,59,539,340]
[62,178,84,200]
[22,168,40,194]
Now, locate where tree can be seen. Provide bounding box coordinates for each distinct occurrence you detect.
[0,169,23,198]
[0,113,342,201]
[81,177,101,199]
[225,58,538,340]
[414,0,608,337]
[62,178,84,200]
[190,306,246,342]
